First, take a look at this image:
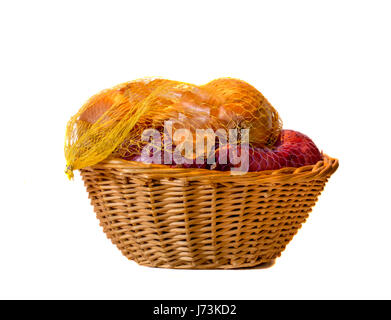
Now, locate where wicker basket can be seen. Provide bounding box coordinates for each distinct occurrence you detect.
[80,155,338,269]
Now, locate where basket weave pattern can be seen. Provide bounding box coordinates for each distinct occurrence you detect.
[81,155,338,269]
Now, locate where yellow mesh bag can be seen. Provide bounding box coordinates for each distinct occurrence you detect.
[64,77,282,179]
[202,78,282,147]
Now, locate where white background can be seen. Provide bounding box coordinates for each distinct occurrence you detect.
[1,0,390,300]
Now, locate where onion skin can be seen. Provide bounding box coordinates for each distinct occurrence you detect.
[202,78,282,147]
[124,130,322,172]
[214,130,322,171]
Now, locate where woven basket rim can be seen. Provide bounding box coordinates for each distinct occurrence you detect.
[85,154,338,184]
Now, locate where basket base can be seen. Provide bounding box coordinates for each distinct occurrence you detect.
[130,258,277,270]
